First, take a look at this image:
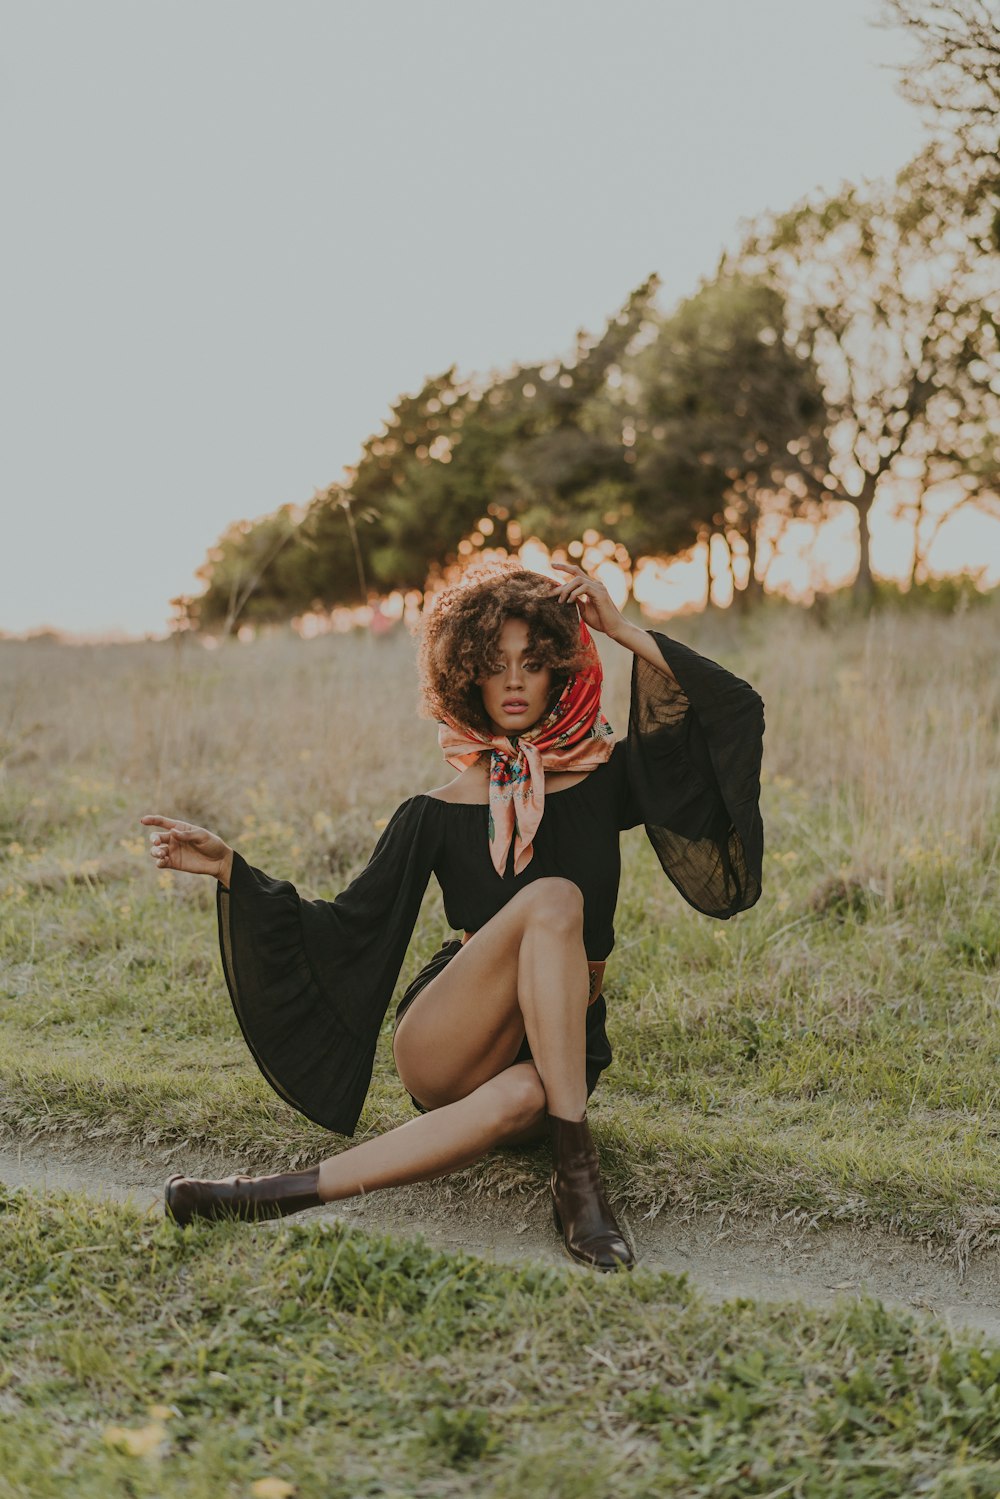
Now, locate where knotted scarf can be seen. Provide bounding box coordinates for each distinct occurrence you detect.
[437,616,615,877]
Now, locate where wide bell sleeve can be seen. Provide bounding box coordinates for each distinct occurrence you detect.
[216,795,441,1137]
[619,629,765,919]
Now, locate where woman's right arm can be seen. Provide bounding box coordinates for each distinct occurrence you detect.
[139,814,234,888]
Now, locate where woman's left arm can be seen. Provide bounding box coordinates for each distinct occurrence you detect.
[548,563,682,688]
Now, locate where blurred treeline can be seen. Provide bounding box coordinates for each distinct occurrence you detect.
[174,0,1000,635]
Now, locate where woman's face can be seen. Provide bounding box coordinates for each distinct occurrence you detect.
[477,617,556,736]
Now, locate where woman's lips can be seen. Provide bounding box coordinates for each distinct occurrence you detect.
[503,703,528,713]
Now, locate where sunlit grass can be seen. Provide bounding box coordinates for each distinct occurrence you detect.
[5,1187,1000,1497]
[1,599,998,1247]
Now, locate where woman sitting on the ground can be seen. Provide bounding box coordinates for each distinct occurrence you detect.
[141,560,765,1270]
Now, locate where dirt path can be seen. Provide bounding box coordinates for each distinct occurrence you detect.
[5,1137,1000,1342]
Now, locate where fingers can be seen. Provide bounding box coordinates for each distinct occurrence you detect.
[140,815,194,832]
[549,563,581,590]
[146,823,197,870]
[148,836,171,868]
[147,833,174,867]
[556,581,589,604]
[549,563,598,604]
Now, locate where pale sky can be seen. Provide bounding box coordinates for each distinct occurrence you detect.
[1,0,927,637]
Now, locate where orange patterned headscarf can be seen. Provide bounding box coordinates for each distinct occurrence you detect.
[437,616,615,877]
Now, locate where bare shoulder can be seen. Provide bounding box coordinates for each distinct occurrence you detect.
[424,760,491,804]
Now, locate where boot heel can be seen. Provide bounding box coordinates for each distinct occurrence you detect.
[547,1112,636,1272]
[164,1175,190,1226]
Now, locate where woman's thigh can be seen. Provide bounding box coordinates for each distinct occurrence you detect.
[391,878,582,1110]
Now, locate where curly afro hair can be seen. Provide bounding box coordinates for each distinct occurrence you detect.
[415,562,591,739]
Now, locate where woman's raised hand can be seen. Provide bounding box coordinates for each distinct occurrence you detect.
[548,562,628,640]
[140,815,234,886]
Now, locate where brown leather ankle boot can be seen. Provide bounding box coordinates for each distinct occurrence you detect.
[548,1113,634,1271]
[164,1166,322,1227]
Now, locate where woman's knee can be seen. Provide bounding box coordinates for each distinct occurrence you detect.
[490,1063,546,1134]
[519,877,584,934]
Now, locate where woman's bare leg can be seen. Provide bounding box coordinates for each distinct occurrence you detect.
[166,879,591,1223]
[316,1063,544,1200]
[392,877,591,1120]
[314,877,590,1200]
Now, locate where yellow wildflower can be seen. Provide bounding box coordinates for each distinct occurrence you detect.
[102,1421,168,1458]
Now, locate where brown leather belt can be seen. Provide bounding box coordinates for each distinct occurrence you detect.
[461,930,606,1005]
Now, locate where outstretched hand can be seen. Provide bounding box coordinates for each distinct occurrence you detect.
[140,814,233,885]
[548,562,627,639]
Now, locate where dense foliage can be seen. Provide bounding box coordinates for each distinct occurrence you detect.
[174,3,1000,635]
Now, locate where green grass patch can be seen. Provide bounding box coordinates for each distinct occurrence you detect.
[1,610,999,1249]
[5,1187,1000,1497]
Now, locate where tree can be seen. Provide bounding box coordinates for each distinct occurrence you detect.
[296,486,382,608]
[175,507,301,635]
[355,277,661,585]
[731,148,1000,605]
[485,276,660,549]
[339,365,481,592]
[624,275,831,606]
[883,0,1000,187]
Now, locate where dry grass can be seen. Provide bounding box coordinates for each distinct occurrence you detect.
[3,599,995,881]
[1,597,999,1247]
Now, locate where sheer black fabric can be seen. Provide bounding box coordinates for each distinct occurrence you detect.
[622,634,765,918]
[215,629,765,1136]
[217,797,443,1136]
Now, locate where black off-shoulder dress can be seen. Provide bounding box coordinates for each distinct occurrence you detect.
[216,631,765,1137]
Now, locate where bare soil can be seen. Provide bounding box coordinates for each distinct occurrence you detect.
[4,1136,1000,1343]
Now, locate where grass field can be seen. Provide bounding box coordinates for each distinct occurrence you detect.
[2,599,998,1245]
[2,597,1000,1495]
[6,1187,1000,1498]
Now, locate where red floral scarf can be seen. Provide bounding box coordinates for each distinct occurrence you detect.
[437,618,615,877]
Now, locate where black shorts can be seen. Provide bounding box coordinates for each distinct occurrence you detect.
[392,937,613,1114]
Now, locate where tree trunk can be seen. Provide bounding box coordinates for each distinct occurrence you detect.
[908,484,930,590]
[853,481,877,610]
[702,532,714,609]
[729,525,762,612]
[743,522,764,607]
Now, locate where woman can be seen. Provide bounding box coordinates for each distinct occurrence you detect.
[141,561,765,1270]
